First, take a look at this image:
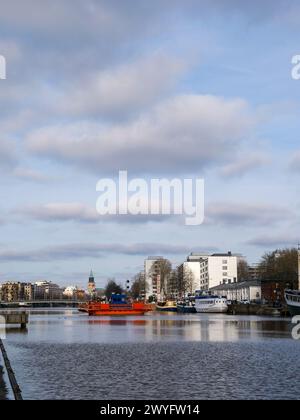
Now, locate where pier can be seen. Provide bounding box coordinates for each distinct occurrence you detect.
[0,312,29,329]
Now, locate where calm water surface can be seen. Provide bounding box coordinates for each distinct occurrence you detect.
[2,309,300,400]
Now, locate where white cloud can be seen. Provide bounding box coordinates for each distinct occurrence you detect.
[59,53,186,118]
[12,167,51,183]
[206,202,291,226]
[18,202,173,224]
[0,138,17,169]
[289,151,300,172]
[27,94,256,175]
[220,154,269,178]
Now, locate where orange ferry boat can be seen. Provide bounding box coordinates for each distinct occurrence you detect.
[84,294,152,316]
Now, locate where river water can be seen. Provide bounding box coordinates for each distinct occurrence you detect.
[2,309,300,400]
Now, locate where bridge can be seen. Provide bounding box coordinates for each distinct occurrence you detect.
[0,300,83,308]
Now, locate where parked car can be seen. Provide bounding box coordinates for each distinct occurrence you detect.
[240,299,251,305]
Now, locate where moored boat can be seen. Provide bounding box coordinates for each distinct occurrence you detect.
[284,289,300,316]
[86,294,152,316]
[177,303,197,314]
[156,300,177,312]
[195,295,228,313]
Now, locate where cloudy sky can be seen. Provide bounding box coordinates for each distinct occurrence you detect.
[0,0,300,287]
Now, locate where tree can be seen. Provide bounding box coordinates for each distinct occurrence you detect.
[176,267,194,297]
[104,278,124,299]
[237,259,250,282]
[130,273,148,300]
[150,258,172,299]
[258,248,298,289]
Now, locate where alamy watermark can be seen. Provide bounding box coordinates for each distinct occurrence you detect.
[291,315,300,340]
[96,171,204,226]
[0,55,6,80]
[291,55,300,80]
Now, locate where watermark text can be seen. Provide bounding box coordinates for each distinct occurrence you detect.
[96,171,204,226]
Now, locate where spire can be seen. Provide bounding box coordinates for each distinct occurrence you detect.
[89,270,95,283]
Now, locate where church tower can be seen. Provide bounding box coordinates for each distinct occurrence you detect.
[88,270,96,295]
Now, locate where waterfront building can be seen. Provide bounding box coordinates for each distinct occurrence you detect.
[34,281,63,300]
[23,283,34,301]
[177,252,240,294]
[210,280,262,303]
[144,257,166,301]
[63,286,77,298]
[0,282,21,302]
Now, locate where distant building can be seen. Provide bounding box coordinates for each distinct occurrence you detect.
[63,286,77,298]
[210,280,262,303]
[248,264,261,281]
[34,281,63,300]
[144,257,166,300]
[189,252,240,290]
[176,252,240,294]
[0,282,20,302]
[23,283,34,301]
[165,270,179,299]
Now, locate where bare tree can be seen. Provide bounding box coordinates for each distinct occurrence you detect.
[150,258,172,299]
[177,267,194,297]
[237,259,250,282]
[130,272,148,300]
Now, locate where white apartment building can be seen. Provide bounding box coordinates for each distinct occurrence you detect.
[185,252,240,292]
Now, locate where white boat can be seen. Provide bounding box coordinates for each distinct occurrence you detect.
[195,295,228,313]
[284,289,300,316]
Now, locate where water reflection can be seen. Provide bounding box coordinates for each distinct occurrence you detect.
[2,309,291,344]
[2,310,299,400]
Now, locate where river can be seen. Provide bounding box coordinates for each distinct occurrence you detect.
[1,309,299,400]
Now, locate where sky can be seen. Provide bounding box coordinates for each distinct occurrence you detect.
[0,0,300,288]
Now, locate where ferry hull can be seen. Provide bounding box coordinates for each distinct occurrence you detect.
[87,302,152,316]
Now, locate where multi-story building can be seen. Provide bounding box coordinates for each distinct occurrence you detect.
[0,282,21,302]
[23,283,34,301]
[248,264,261,281]
[144,257,166,300]
[34,281,63,300]
[178,252,240,294]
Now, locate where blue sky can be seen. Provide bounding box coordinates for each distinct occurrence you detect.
[0,0,300,288]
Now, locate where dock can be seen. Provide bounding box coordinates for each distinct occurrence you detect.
[0,312,29,329]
